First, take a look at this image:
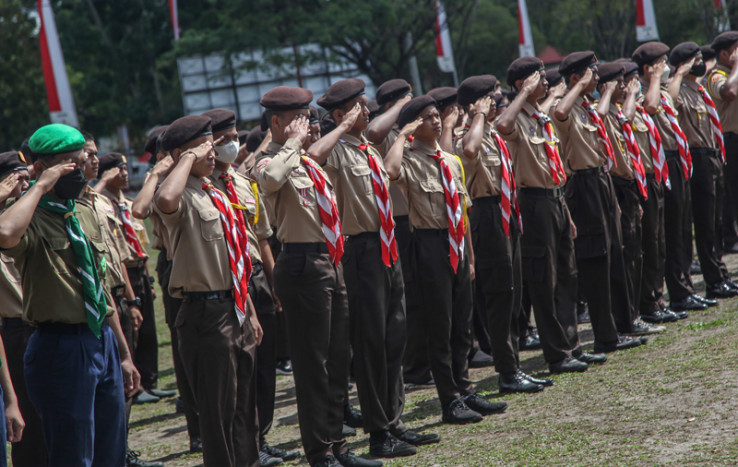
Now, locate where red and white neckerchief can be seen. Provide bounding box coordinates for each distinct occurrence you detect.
[218,172,249,258]
[615,108,648,200]
[581,99,617,169]
[491,132,522,236]
[353,141,398,267]
[118,201,146,258]
[428,149,465,273]
[301,156,344,264]
[202,182,252,325]
[698,85,727,164]
[637,106,670,189]
[660,92,692,179]
[524,108,567,185]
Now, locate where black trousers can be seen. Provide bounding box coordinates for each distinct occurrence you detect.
[342,233,406,434]
[127,263,158,389]
[565,170,623,342]
[249,265,277,444]
[611,177,643,324]
[722,132,738,246]
[663,152,695,302]
[690,148,729,286]
[411,229,473,409]
[519,189,579,363]
[640,175,667,314]
[274,250,349,465]
[470,197,522,374]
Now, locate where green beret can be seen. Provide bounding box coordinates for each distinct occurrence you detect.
[29,124,85,156]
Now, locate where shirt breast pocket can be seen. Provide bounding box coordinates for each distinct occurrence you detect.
[349,165,373,195]
[289,176,316,207]
[42,236,74,277]
[198,208,223,242]
[419,178,445,215]
[483,154,502,167]
[1,255,21,284]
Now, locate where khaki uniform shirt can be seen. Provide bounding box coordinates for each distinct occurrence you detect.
[101,188,148,267]
[603,104,635,180]
[552,96,608,171]
[500,102,563,189]
[454,122,503,199]
[707,64,738,133]
[640,83,679,151]
[373,128,409,216]
[255,138,330,243]
[324,134,387,235]
[631,108,654,174]
[5,200,113,324]
[394,139,470,230]
[0,253,23,319]
[676,80,714,148]
[211,166,273,264]
[155,175,232,297]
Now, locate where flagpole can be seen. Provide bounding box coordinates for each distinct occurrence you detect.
[435,0,459,86]
[635,0,660,42]
[517,0,535,57]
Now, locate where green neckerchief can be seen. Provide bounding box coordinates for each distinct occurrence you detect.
[34,185,108,337]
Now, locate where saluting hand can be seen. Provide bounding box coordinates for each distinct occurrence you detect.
[151,154,175,178]
[676,56,696,77]
[0,173,22,202]
[341,102,363,129]
[400,116,423,138]
[550,80,567,98]
[521,72,541,95]
[285,114,310,143]
[578,67,594,89]
[601,80,617,96]
[625,78,640,96]
[651,60,666,78]
[395,93,413,108]
[470,95,493,119]
[35,161,76,193]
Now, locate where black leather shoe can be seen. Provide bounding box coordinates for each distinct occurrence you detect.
[640,310,677,324]
[724,279,738,292]
[549,356,588,373]
[126,450,164,467]
[442,398,483,424]
[575,352,607,364]
[671,295,710,310]
[593,335,642,354]
[519,333,542,351]
[705,281,738,299]
[189,436,203,453]
[691,294,718,307]
[344,404,363,428]
[517,370,554,387]
[662,308,688,320]
[276,359,293,375]
[499,371,544,394]
[391,429,440,446]
[262,443,300,461]
[627,318,665,336]
[336,451,383,467]
[463,394,508,415]
[469,350,495,368]
[369,431,416,458]
[133,390,160,405]
[342,424,356,437]
[148,388,176,398]
[259,450,284,467]
[313,455,341,467]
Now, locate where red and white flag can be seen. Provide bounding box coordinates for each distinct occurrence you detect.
[517,0,535,57]
[715,0,731,33]
[38,0,78,127]
[636,0,660,42]
[169,0,180,40]
[435,0,456,74]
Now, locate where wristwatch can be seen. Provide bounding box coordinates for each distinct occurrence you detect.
[125,297,142,308]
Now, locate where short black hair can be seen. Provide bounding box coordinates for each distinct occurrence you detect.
[80,130,95,143]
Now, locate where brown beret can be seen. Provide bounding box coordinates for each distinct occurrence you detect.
[669,41,700,66]
[397,95,436,128]
[237,129,250,146]
[622,60,639,77]
[427,87,457,111]
[0,151,28,179]
[559,51,597,76]
[161,115,212,151]
[711,31,738,52]
[202,108,236,133]
[98,152,127,174]
[507,56,544,87]
[245,128,267,153]
[545,67,562,86]
[376,79,412,106]
[597,62,625,83]
[308,105,320,124]
[457,75,497,106]
[144,125,168,155]
[318,78,366,110]
[632,41,670,65]
[260,86,313,111]
[701,45,717,61]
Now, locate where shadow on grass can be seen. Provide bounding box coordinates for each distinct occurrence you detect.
[130,411,182,429]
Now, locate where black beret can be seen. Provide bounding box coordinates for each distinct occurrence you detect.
[238,130,250,146]
[711,31,738,52]
[427,87,457,111]
[545,67,562,86]
[98,152,127,174]
[397,95,437,128]
[701,45,717,61]
[507,56,544,86]
[318,78,366,110]
[161,115,212,151]
[376,79,412,106]
[245,128,267,153]
[202,108,236,133]
[632,41,670,65]
[669,41,700,66]
[559,51,597,76]
[457,75,497,106]
[144,125,168,155]
[0,151,28,179]
[622,60,639,77]
[308,105,320,124]
[597,62,625,83]
[260,86,313,111]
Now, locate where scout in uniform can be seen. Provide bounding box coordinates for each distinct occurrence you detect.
[0,123,139,466]
[385,95,508,424]
[309,79,440,458]
[497,57,597,373]
[427,86,462,152]
[455,75,553,393]
[154,115,262,467]
[671,42,738,298]
[255,86,378,467]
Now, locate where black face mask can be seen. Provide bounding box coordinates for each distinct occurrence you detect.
[54,168,88,200]
[690,63,707,77]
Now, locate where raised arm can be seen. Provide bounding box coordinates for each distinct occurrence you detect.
[496,73,541,135]
[384,118,422,180]
[597,80,617,118]
[307,103,361,165]
[366,95,412,143]
[553,68,592,121]
[668,56,695,102]
[622,79,638,121]
[154,141,211,214]
[461,97,492,159]
[257,117,309,193]
[719,48,738,101]
[131,155,173,219]
[643,61,665,114]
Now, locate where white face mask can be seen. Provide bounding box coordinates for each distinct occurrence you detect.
[660,65,671,83]
[214,140,239,164]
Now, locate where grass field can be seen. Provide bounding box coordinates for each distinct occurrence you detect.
[128,249,738,466]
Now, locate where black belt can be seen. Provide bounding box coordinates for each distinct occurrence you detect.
[183,290,233,301]
[38,322,105,334]
[347,231,379,241]
[413,228,448,237]
[393,215,409,223]
[664,150,680,159]
[690,147,718,157]
[611,176,636,186]
[252,262,263,275]
[2,317,26,329]
[520,186,564,198]
[282,242,329,254]
[573,166,606,175]
[474,195,502,204]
